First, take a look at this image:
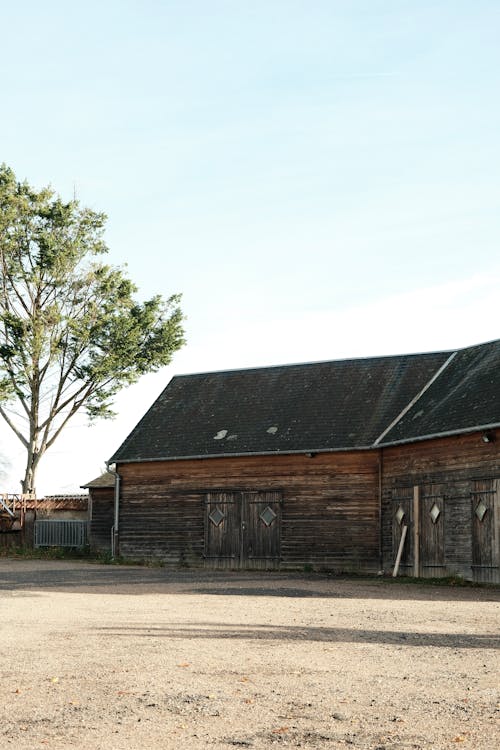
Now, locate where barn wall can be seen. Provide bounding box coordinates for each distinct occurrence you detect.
[117,452,380,571]
[89,488,115,553]
[382,430,500,582]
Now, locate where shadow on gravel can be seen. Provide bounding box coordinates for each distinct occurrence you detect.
[93,623,500,649]
[0,561,499,602]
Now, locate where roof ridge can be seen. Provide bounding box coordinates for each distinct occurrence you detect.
[372,350,458,446]
[171,348,452,380]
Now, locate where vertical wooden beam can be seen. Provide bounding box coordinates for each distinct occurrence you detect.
[413,485,420,577]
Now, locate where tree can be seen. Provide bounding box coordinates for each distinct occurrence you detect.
[0,164,185,493]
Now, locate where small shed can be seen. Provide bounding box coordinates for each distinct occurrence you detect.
[81,472,115,553]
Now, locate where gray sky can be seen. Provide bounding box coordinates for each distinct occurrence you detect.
[1,1,499,493]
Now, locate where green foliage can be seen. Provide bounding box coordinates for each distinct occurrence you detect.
[0,164,185,491]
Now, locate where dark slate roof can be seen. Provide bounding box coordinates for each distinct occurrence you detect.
[382,339,500,445]
[108,345,476,463]
[81,471,115,489]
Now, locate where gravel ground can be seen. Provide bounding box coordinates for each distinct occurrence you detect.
[0,559,499,750]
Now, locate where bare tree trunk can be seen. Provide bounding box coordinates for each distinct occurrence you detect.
[21,449,41,495]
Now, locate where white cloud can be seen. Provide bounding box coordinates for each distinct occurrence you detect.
[179,268,500,370]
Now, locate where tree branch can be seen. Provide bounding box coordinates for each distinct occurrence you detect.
[0,405,28,448]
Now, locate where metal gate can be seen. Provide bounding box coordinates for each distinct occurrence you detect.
[34,520,88,548]
[204,490,281,569]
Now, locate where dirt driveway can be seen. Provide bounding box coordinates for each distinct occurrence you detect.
[0,560,498,750]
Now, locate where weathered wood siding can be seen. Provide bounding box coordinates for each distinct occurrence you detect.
[89,488,114,553]
[117,452,380,571]
[382,430,500,582]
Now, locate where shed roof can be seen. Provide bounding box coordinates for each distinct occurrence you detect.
[109,339,500,463]
[81,471,115,489]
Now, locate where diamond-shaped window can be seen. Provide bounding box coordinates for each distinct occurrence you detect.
[475,500,488,522]
[395,506,405,526]
[430,503,441,524]
[209,507,225,527]
[260,506,277,527]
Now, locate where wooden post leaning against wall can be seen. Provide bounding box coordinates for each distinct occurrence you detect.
[392,524,408,578]
[413,485,420,578]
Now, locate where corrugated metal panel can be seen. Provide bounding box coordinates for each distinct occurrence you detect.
[34,520,88,548]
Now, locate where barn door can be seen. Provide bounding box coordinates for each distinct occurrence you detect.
[391,487,413,574]
[204,491,282,569]
[471,479,499,583]
[392,484,446,577]
[420,484,445,576]
[205,491,240,565]
[242,491,281,569]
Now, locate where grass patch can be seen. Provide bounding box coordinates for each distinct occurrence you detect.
[93,552,164,567]
[0,544,166,567]
[0,544,93,560]
[381,574,490,588]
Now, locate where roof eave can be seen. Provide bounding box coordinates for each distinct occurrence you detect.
[111,421,500,464]
[110,444,375,465]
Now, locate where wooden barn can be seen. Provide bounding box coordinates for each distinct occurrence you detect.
[107,339,500,581]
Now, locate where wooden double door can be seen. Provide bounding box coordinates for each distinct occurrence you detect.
[392,479,499,581]
[204,490,282,569]
[392,485,445,577]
